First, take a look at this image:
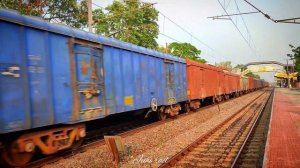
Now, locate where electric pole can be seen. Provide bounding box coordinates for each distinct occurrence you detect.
[286,59,290,88]
[88,0,93,32]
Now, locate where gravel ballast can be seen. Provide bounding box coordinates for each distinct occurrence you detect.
[45,91,263,168]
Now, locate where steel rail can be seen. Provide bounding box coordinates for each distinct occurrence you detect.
[230,88,274,168]
[159,90,268,168]
[24,90,263,168]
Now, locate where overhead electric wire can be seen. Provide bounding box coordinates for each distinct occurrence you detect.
[91,2,105,10]
[159,32,180,43]
[207,11,258,19]
[243,0,300,24]
[122,0,228,60]
[233,0,260,57]
[89,0,229,62]
[159,32,217,61]
[158,12,214,52]
[243,0,274,21]
[158,11,228,61]
[221,0,233,15]
[217,0,259,59]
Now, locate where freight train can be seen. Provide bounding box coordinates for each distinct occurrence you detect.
[0,9,268,166]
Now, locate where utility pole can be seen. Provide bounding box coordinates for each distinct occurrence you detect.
[291,58,295,87]
[88,0,93,32]
[286,59,290,88]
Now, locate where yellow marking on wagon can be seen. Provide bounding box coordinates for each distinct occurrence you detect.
[124,96,134,106]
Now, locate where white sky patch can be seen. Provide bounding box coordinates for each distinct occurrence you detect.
[92,0,300,82]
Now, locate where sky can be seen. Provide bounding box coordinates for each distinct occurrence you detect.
[92,0,300,82]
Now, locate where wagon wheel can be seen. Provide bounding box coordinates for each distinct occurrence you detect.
[158,106,169,120]
[184,103,190,113]
[158,111,168,120]
[217,96,222,102]
[225,95,229,100]
[72,138,84,150]
[212,97,216,104]
[1,141,34,167]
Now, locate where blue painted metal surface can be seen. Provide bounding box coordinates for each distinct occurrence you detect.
[0,9,185,63]
[49,34,73,124]
[0,9,187,134]
[0,21,28,133]
[103,46,187,114]
[73,44,105,121]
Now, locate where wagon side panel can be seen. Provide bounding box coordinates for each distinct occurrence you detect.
[0,21,29,133]
[186,60,202,100]
[174,62,187,102]
[103,46,167,114]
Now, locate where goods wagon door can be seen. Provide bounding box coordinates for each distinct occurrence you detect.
[164,62,176,104]
[71,42,104,121]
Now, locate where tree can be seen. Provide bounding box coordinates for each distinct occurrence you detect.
[245,72,260,79]
[216,61,233,71]
[234,64,244,68]
[157,44,170,54]
[234,64,247,70]
[93,0,159,49]
[287,44,300,74]
[0,0,88,28]
[165,42,206,63]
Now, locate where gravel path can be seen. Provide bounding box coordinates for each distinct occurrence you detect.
[44,91,263,168]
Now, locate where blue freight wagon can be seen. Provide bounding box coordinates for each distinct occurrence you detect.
[0,9,187,166]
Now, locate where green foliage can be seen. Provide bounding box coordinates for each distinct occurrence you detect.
[287,44,300,73]
[234,64,248,73]
[0,0,88,28]
[166,42,206,63]
[157,45,170,54]
[216,61,233,71]
[234,64,245,69]
[93,0,159,49]
[245,72,260,79]
[168,42,200,57]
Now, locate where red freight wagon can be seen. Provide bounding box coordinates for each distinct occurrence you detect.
[186,59,224,109]
[248,77,255,91]
[224,72,240,97]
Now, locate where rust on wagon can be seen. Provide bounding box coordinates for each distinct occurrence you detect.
[68,38,80,121]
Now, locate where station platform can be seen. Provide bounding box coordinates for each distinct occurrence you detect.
[264,88,300,168]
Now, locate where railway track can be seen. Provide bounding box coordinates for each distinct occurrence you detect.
[231,88,274,168]
[160,89,272,168]
[22,90,263,168]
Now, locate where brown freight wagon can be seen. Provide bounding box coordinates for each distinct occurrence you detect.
[257,79,262,88]
[186,59,224,109]
[248,77,255,91]
[223,71,241,98]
